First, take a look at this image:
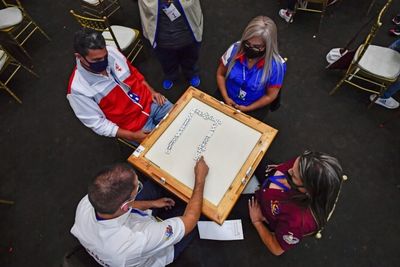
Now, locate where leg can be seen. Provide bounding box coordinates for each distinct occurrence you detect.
[141,100,173,132]
[178,42,200,80]
[154,47,180,81]
[382,80,400,99]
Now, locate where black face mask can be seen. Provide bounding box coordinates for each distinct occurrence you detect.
[285,171,305,192]
[82,55,108,73]
[243,45,265,59]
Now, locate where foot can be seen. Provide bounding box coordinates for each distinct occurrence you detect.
[370,94,400,109]
[162,79,174,90]
[279,9,294,23]
[393,15,400,25]
[189,75,201,87]
[389,27,400,36]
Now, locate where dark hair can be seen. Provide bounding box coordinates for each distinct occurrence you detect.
[88,163,136,214]
[73,28,106,56]
[293,150,343,229]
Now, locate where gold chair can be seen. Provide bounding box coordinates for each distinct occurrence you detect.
[117,138,137,150]
[294,0,340,34]
[0,0,51,58]
[0,46,38,103]
[70,10,143,63]
[80,0,122,19]
[329,0,399,106]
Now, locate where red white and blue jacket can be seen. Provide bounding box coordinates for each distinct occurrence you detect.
[67,46,152,137]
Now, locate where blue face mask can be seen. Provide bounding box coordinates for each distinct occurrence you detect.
[83,55,108,73]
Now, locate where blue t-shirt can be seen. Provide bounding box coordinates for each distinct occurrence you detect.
[221,42,286,106]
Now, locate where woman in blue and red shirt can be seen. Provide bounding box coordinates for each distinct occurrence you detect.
[249,151,343,255]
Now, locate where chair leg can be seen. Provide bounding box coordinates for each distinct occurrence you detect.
[20,64,39,78]
[366,0,377,16]
[368,94,379,109]
[330,75,347,95]
[0,199,15,205]
[6,32,32,59]
[1,83,22,104]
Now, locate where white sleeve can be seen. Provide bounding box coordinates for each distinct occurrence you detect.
[221,42,238,66]
[67,93,119,137]
[140,217,185,257]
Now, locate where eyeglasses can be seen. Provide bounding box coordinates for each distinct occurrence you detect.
[120,181,143,210]
[243,40,265,52]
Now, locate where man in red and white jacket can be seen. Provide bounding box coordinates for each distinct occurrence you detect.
[67,29,172,143]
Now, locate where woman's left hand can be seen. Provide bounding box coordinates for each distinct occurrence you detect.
[152,92,166,105]
[248,196,265,224]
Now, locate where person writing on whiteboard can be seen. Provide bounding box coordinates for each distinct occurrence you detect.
[67,29,172,144]
[216,16,286,113]
[71,157,209,266]
[248,151,343,255]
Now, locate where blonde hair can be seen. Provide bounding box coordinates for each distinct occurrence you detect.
[227,16,284,85]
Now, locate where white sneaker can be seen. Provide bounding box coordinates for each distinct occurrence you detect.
[370,94,400,109]
[279,9,294,23]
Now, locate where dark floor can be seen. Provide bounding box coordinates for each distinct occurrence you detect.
[1,0,399,266]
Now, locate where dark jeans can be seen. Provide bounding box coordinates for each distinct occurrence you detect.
[154,42,200,81]
[135,178,196,261]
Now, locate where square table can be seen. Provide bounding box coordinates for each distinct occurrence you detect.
[128,87,278,224]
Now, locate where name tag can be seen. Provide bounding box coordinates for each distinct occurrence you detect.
[238,88,247,100]
[128,91,140,103]
[162,3,181,21]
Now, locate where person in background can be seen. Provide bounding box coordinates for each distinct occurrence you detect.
[71,157,209,266]
[216,16,286,114]
[138,0,203,90]
[249,150,343,255]
[370,38,400,109]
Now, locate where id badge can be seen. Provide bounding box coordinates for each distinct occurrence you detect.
[162,3,181,21]
[128,91,140,103]
[238,88,247,100]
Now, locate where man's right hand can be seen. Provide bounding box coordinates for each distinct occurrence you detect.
[194,156,209,185]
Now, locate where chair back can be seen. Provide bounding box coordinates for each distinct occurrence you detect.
[69,10,121,51]
[352,0,392,67]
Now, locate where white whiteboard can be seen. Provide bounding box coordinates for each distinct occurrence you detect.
[145,98,261,206]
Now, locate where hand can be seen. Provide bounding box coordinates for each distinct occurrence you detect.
[224,96,236,107]
[194,156,209,185]
[129,130,148,143]
[234,104,249,112]
[152,197,175,209]
[152,92,166,105]
[248,196,265,225]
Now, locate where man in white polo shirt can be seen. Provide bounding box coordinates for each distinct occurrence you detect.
[71,157,208,266]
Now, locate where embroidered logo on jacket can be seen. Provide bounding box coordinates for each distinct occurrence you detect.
[270,200,280,216]
[115,63,122,72]
[165,225,174,239]
[282,232,300,245]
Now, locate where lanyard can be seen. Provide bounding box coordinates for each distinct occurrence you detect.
[109,70,149,117]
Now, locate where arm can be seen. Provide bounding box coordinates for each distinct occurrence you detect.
[216,62,236,106]
[236,87,280,112]
[180,156,209,235]
[248,197,284,256]
[116,128,148,143]
[132,198,175,210]
[67,93,119,137]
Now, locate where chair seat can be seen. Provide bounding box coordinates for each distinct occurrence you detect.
[0,7,23,30]
[356,45,400,80]
[82,0,100,5]
[103,25,137,51]
[0,50,8,70]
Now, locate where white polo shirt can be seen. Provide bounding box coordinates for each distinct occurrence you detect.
[71,195,185,267]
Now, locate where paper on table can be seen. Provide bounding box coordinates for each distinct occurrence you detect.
[197,219,244,240]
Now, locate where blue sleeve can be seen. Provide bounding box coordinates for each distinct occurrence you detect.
[267,58,286,89]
